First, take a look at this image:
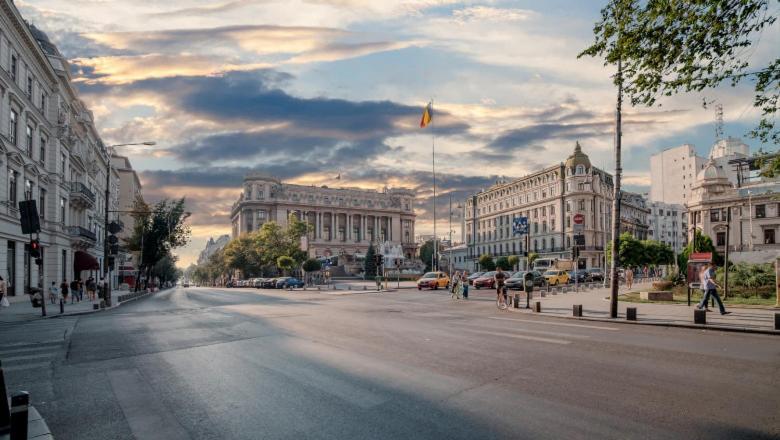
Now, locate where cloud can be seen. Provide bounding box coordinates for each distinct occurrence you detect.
[452,6,536,24]
[146,0,257,18]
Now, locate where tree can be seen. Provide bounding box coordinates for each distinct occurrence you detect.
[419,240,437,272]
[528,252,539,268]
[223,235,261,277]
[151,255,181,286]
[495,256,512,271]
[581,0,779,145]
[508,255,520,270]
[302,258,322,273]
[364,243,378,277]
[478,254,496,271]
[277,256,295,275]
[679,229,721,269]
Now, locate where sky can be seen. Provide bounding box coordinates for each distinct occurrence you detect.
[18,0,777,267]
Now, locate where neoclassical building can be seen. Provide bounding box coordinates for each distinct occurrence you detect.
[464,142,614,271]
[231,175,417,259]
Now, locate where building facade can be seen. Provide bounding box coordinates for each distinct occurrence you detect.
[620,191,650,240]
[197,234,230,265]
[464,143,614,271]
[110,153,142,286]
[647,200,687,254]
[231,175,417,259]
[687,155,780,264]
[0,1,119,296]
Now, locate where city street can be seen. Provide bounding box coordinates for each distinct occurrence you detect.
[3,287,778,440]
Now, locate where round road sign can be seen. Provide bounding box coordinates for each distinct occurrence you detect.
[573,213,585,225]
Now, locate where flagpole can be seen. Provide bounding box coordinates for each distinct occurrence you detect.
[431,99,437,272]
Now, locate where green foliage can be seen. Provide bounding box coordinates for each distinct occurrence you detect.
[419,240,437,272]
[607,234,676,268]
[679,229,721,268]
[276,256,295,274]
[755,150,780,178]
[716,262,776,297]
[478,254,496,271]
[223,235,262,277]
[495,256,511,271]
[302,258,322,273]
[151,255,181,285]
[507,255,520,269]
[527,253,539,267]
[364,243,378,277]
[580,0,779,145]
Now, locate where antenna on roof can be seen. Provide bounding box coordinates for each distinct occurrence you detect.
[714,103,724,141]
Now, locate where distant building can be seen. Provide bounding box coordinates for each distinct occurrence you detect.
[197,235,230,265]
[650,138,749,206]
[687,153,779,264]
[646,200,687,254]
[440,244,468,272]
[620,192,650,240]
[230,175,417,259]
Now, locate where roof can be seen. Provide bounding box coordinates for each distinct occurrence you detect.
[564,141,591,169]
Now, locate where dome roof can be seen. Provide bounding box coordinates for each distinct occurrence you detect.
[696,158,727,182]
[565,141,591,170]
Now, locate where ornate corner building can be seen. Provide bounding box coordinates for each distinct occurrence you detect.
[230,174,417,259]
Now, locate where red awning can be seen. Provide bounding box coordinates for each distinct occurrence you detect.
[74,251,100,272]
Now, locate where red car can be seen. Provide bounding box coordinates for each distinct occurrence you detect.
[472,271,497,289]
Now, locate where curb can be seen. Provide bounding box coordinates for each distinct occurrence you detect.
[40,290,156,320]
[508,308,779,336]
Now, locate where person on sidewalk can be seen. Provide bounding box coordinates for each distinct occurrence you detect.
[462,270,469,299]
[60,279,69,304]
[49,282,59,304]
[0,276,9,308]
[86,277,96,301]
[70,279,79,303]
[625,266,634,289]
[697,262,731,315]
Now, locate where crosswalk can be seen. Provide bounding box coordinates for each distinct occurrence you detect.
[0,318,76,377]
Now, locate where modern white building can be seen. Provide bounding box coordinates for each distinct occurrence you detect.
[647,200,687,253]
[0,2,120,296]
[649,138,750,206]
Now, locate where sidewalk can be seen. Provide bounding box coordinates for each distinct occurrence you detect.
[0,289,147,324]
[498,280,779,334]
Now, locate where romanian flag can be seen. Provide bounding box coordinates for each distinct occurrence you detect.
[420,102,432,128]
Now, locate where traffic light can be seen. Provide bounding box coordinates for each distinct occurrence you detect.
[109,244,119,255]
[29,239,40,258]
[107,256,115,268]
[573,245,580,259]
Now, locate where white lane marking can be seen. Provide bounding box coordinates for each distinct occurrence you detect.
[4,361,51,372]
[2,352,56,362]
[489,316,619,331]
[462,328,571,345]
[461,324,592,340]
[0,345,62,356]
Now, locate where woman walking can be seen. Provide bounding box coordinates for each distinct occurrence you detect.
[0,276,9,308]
[49,281,59,304]
[625,266,634,289]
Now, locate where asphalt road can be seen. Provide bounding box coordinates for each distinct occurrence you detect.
[3,286,778,440]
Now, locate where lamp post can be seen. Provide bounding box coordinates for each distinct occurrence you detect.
[103,141,155,306]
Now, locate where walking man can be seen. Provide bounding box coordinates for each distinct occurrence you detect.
[70,278,79,303]
[625,266,634,289]
[697,262,730,315]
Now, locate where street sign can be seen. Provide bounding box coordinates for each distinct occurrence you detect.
[513,217,528,235]
[573,213,584,224]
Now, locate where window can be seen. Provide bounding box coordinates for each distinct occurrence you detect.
[39,189,46,220]
[755,204,766,219]
[576,165,585,175]
[24,179,32,200]
[25,126,33,156]
[710,209,720,222]
[765,229,776,245]
[39,135,46,164]
[60,152,66,174]
[566,201,571,212]
[578,200,585,211]
[550,205,555,215]
[26,75,33,98]
[40,92,47,113]
[9,171,17,205]
[9,110,18,145]
[10,55,17,81]
[716,232,726,246]
[60,198,66,223]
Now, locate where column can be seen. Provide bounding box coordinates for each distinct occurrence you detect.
[347,214,352,242]
[361,215,366,242]
[316,212,321,239]
[15,241,24,296]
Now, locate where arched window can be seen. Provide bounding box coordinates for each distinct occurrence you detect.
[576,165,585,175]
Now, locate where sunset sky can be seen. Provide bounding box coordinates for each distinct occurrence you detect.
[18,0,775,267]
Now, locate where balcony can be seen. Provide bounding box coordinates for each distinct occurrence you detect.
[69,181,96,209]
[67,225,97,249]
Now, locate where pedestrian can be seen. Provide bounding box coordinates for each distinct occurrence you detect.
[78,278,85,302]
[70,278,79,303]
[60,279,69,304]
[451,271,461,299]
[625,266,634,289]
[461,270,469,299]
[697,262,730,315]
[49,281,59,304]
[87,277,96,301]
[0,276,9,308]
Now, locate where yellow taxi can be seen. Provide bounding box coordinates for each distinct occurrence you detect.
[417,271,450,290]
[543,269,570,286]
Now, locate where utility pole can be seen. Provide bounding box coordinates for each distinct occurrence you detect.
[448,194,452,274]
[103,160,112,307]
[609,57,623,319]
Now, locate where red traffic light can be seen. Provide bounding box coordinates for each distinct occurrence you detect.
[29,239,41,258]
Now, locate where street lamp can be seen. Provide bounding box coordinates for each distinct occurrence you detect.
[102,141,156,306]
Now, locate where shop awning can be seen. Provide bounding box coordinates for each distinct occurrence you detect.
[74,251,100,272]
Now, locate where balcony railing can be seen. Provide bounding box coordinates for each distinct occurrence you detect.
[70,181,96,203]
[67,226,97,241]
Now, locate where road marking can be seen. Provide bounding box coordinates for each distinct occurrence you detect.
[0,345,62,356]
[108,369,190,440]
[2,352,55,362]
[461,324,592,340]
[4,361,51,372]
[489,316,619,331]
[462,328,571,345]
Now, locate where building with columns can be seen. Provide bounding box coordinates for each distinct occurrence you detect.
[0,2,120,296]
[231,175,417,259]
[464,142,614,271]
[620,191,650,240]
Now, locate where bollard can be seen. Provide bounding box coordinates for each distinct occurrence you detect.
[9,391,28,440]
[363,286,367,291]
[533,301,541,313]
[513,294,520,309]
[540,291,546,298]
[317,286,321,291]
[626,307,637,321]
[573,304,582,317]
[348,285,352,291]
[775,313,779,331]
[59,299,64,314]
[93,304,99,310]
[0,361,10,433]
[694,309,706,325]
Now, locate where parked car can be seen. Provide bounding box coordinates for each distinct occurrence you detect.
[275,277,305,289]
[182,283,190,288]
[505,271,546,290]
[568,270,588,284]
[260,278,278,288]
[543,270,570,286]
[417,272,450,290]
[472,271,497,289]
[466,272,484,285]
[586,268,605,282]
